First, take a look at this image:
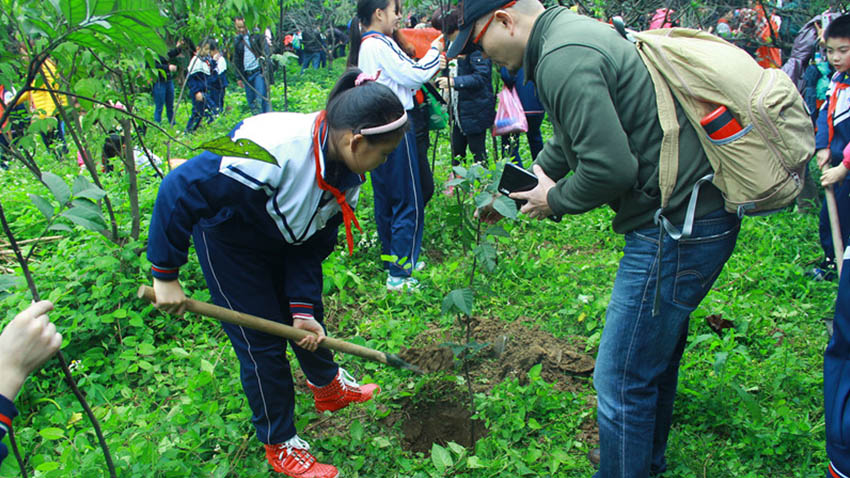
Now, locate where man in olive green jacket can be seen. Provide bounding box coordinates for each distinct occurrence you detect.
[448,1,740,476]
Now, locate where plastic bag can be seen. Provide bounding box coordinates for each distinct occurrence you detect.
[424,88,447,131]
[492,86,528,136]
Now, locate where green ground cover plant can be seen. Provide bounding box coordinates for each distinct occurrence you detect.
[0,56,837,478]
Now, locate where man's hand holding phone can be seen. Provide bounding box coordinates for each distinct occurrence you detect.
[511,165,556,220]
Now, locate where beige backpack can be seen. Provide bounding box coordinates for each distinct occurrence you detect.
[615,24,814,236]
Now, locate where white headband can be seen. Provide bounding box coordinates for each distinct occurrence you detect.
[359,111,408,136]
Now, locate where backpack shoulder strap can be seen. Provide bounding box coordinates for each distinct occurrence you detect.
[634,39,680,210]
[611,21,681,211]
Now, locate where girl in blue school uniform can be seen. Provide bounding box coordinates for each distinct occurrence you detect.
[348,0,443,291]
[185,39,217,133]
[147,68,407,478]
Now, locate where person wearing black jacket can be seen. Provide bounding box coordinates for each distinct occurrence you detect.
[233,16,271,114]
[153,40,182,124]
[300,29,323,74]
[433,8,496,166]
[436,49,496,165]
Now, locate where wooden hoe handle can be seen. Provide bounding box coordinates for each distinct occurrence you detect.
[137,285,389,365]
[826,185,844,277]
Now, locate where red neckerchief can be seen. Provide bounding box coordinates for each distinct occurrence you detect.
[313,110,361,255]
[828,77,850,146]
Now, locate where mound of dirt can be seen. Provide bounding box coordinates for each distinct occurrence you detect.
[399,315,595,394]
[398,345,454,374]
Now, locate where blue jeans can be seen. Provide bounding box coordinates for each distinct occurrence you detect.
[300,52,321,74]
[244,70,270,114]
[152,79,174,124]
[594,209,739,478]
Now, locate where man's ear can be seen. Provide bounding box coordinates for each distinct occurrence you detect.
[495,10,516,33]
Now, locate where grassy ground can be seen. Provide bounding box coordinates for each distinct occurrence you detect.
[0,58,835,477]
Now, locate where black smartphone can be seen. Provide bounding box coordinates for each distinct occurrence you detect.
[498,163,538,208]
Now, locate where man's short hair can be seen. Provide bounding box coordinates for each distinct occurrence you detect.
[825,14,850,41]
[234,16,245,23]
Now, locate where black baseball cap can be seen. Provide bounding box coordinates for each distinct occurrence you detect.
[446,0,515,58]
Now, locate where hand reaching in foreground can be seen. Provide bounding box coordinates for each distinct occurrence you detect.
[0,301,62,399]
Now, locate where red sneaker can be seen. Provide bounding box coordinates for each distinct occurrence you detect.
[307,368,380,413]
[264,436,338,478]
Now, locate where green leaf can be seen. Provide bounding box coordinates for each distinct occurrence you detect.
[485,225,509,237]
[430,443,453,473]
[72,175,106,201]
[75,187,106,201]
[442,288,474,316]
[447,441,466,456]
[199,136,277,165]
[28,194,54,220]
[372,436,391,448]
[492,195,518,220]
[74,78,101,99]
[200,359,215,374]
[171,347,190,358]
[452,166,469,178]
[39,427,65,440]
[350,420,364,442]
[474,192,494,209]
[61,205,107,232]
[731,383,763,423]
[137,342,156,355]
[35,462,60,472]
[47,223,73,232]
[42,172,70,205]
[527,417,542,430]
[0,275,19,292]
[467,456,484,468]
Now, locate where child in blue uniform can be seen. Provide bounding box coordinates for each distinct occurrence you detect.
[185,39,217,133]
[147,68,407,478]
[348,0,443,291]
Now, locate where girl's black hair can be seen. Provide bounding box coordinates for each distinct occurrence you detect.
[430,6,459,35]
[326,67,406,143]
[347,0,393,67]
[204,37,219,52]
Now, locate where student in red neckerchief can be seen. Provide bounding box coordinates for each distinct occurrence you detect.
[146,68,407,478]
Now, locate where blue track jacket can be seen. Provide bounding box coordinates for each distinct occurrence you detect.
[147,112,364,315]
[816,71,850,165]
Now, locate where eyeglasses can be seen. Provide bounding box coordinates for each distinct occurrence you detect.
[472,1,517,45]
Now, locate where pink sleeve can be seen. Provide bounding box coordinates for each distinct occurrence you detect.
[76,151,84,167]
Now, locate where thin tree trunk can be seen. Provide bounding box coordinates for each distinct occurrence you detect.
[121,119,140,240]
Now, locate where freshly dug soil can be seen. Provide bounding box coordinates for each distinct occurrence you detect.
[398,345,454,374]
[398,315,595,393]
[384,315,598,452]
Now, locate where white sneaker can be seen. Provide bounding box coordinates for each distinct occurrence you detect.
[386,276,420,292]
[414,260,425,272]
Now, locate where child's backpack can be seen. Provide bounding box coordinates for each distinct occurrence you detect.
[613,22,814,235]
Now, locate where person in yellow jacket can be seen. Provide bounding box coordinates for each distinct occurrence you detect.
[15,56,68,158]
